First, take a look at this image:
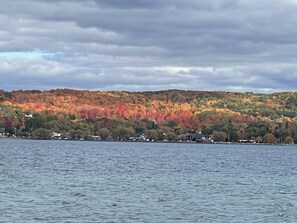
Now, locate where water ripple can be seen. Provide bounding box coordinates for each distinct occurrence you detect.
[1,139,297,222]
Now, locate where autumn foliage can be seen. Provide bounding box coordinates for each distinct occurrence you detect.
[0,89,297,142]
[1,89,262,126]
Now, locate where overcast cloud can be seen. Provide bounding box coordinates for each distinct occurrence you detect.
[1,0,297,92]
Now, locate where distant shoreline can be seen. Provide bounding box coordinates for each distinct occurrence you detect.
[1,137,295,147]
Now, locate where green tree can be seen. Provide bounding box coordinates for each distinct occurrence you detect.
[263,133,276,144]
[32,128,51,139]
[167,120,178,129]
[69,129,89,140]
[112,126,135,140]
[166,132,177,142]
[145,130,158,141]
[98,128,110,140]
[255,136,263,143]
[157,130,166,141]
[284,136,294,144]
[212,131,227,142]
[257,126,268,137]
[25,114,45,132]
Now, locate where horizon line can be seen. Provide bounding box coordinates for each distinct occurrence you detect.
[1,88,296,95]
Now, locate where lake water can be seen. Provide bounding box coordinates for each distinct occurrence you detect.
[1,139,297,222]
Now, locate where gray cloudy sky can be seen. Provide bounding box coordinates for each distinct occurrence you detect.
[1,0,297,92]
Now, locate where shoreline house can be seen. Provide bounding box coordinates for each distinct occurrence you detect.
[186,132,213,143]
[51,132,62,140]
[239,139,256,144]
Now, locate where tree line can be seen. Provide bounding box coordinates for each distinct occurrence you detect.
[0,108,296,144]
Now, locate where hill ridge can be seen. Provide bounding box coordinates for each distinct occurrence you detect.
[0,89,296,143]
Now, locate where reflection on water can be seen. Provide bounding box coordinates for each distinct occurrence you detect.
[1,139,297,222]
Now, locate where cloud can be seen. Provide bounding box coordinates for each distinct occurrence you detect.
[0,0,297,92]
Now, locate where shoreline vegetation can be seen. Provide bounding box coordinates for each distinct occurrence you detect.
[0,135,295,147]
[0,89,296,145]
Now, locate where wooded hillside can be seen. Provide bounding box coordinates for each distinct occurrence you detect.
[1,89,297,143]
